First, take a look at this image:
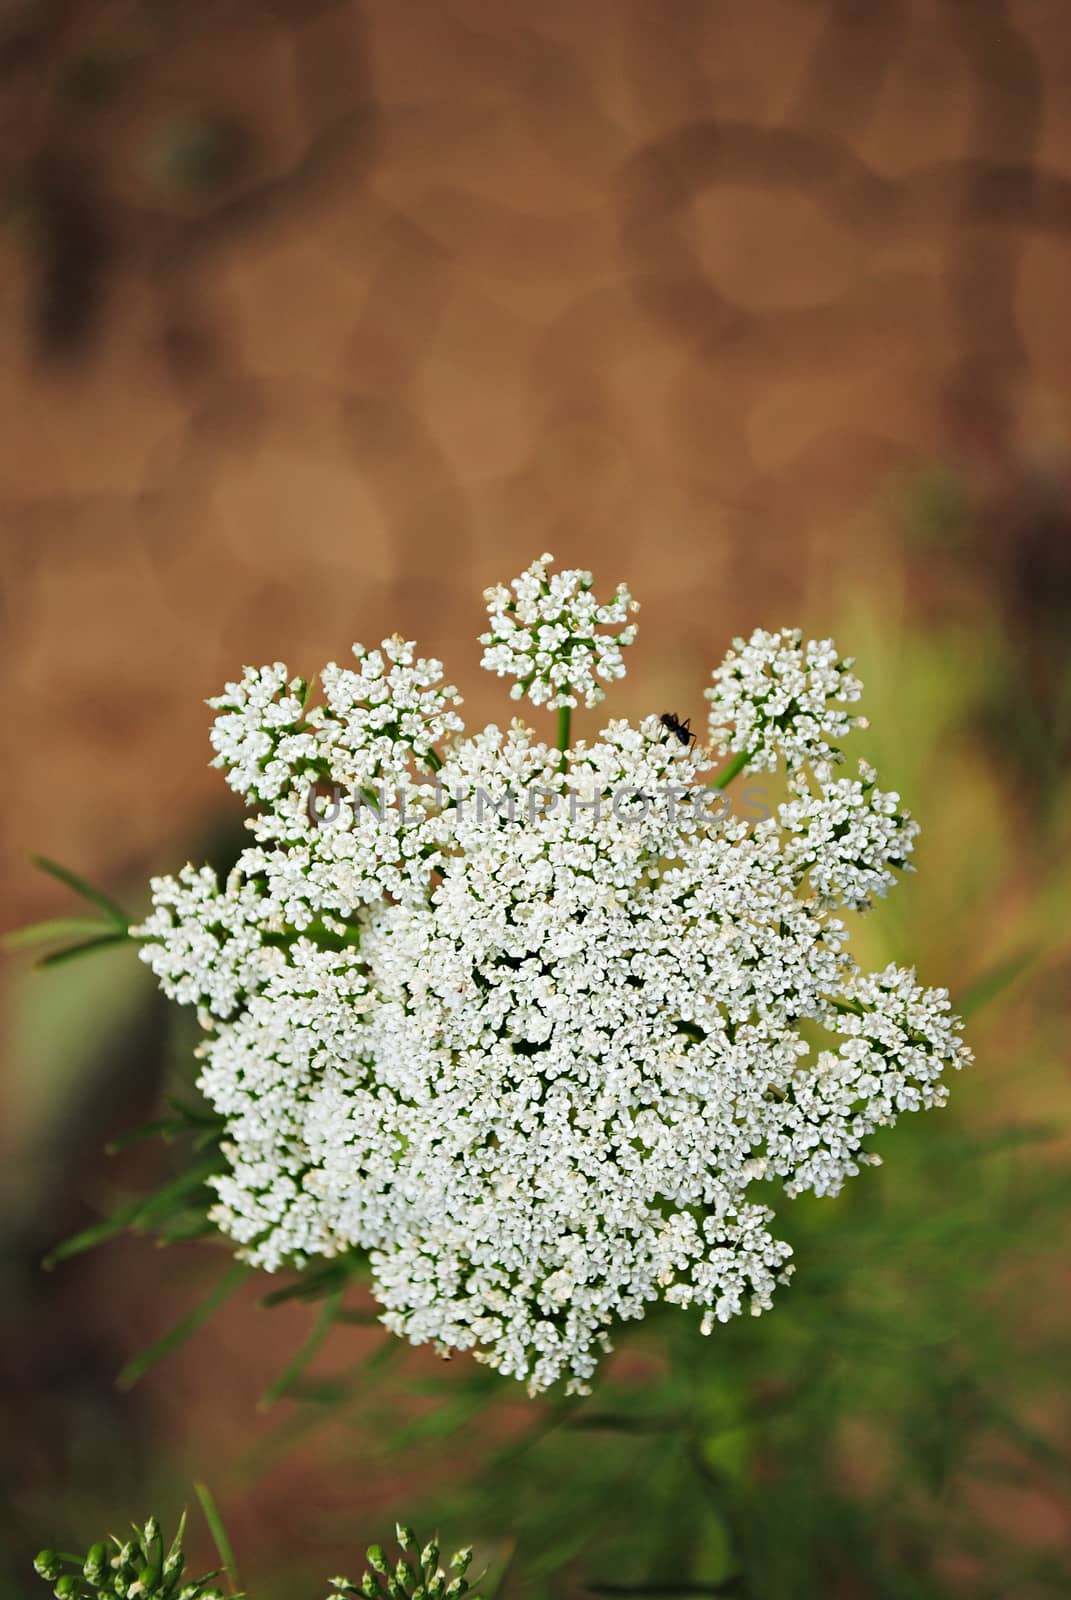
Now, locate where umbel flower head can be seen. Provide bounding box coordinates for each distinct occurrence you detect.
[480,552,637,709]
[135,555,970,1394]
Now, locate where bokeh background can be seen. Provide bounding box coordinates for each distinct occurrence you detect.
[2,2,1070,1596]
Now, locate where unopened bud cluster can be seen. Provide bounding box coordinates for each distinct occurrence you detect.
[33,1514,478,1600]
[34,1515,230,1600]
[325,1525,479,1600]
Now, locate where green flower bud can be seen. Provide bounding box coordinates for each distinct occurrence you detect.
[54,1578,80,1600]
[34,1552,61,1581]
[395,1526,414,1553]
[449,1550,472,1578]
[419,1541,439,1576]
[165,1513,188,1569]
[85,1544,109,1583]
[395,1558,416,1590]
[366,1548,388,1577]
[360,1573,379,1600]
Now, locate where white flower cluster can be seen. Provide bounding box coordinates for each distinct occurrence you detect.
[134,559,970,1394]
[208,637,463,804]
[480,552,638,710]
[780,760,919,911]
[705,627,865,772]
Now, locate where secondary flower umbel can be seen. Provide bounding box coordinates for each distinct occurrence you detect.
[480,552,637,709]
[135,555,970,1394]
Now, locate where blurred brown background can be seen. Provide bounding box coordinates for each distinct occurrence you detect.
[1,1,1070,1594]
[3,0,1070,915]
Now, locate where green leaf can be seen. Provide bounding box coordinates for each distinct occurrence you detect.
[153,1210,221,1244]
[192,1125,226,1154]
[363,1333,401,1374]
[167,1095,228,1128]
[30,854,131,928]
[278,1375,352,1406]
[134,1156,225,1224]
[260,1288,343,1410]
[259,1258,357,1307]
[194,1482,243,1597]
[118,1262,251,1390]
[34,931,131,967]
[957,947,1036,1017]
[1,916,113,952]
[44,1156,223,1268]
[43,1195,148,1269]
[105,1118,186,1154]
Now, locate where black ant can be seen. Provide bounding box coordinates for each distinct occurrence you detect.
[659,711,697,751]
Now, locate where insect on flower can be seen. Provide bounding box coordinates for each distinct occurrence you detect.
[659,711,697,750]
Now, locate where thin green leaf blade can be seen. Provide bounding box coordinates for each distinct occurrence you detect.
[43,1197,147,1269]
[35,931,130,967]
[118,1262,251,1390]
[44,1156,223,1269]
[260,1288,343,1410]
[194,1482,243,1597]
[105,1118,187,1154]
[2,916,113,952]
[958,947,1036,1017]
[31,854,131,928]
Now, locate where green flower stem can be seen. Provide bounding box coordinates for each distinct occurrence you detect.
[708,750,749,790]
[557,705,572,757]
[830,996,866,1017]
[677,1329,754,1597]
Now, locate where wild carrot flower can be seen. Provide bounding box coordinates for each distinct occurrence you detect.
[134,557,970,1393]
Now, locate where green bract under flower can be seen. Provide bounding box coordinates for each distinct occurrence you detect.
[134,556,970,1394]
